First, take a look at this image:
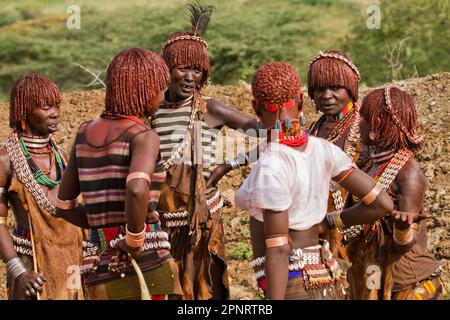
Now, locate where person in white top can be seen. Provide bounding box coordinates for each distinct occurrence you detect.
[235,62,398,300]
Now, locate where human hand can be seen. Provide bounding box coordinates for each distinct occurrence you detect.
[116,238,142,261]
[14,271,45,299]
[205,163,232,189]
[391,210,430,230]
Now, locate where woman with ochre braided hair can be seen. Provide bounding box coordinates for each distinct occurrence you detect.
[152,1,261,300]
[307,50,364,261]
[234,62,424,300]
[343,86,443,300]
[0,73,84,300]
[56,48,182,300]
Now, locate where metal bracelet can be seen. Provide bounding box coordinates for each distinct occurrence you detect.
[228,158,240,170]
[5,257,28,279]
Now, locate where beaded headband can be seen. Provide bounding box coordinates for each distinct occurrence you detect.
[254,94,301,113]
[160,35,208,54]
[309,51,361,80]
[384,85,422,144]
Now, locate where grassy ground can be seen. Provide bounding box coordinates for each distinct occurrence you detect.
[0,0,360,100]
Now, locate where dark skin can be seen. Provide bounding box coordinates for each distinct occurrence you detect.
[0,103,63,299]
[312,87,352,150]
[166,65,262,299]
[250,101,427,300]
[56,90,165,261]
[168,66,261,190]
[360,116,430,250]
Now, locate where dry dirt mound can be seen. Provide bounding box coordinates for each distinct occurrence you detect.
[0,72,449,299]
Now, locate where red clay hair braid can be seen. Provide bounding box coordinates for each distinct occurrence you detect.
[308,50,360,101]
[105,48,169,117]
[361,86,422,152]
[9,73,61,129]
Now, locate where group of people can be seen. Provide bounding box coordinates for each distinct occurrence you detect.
[0,2,444,300]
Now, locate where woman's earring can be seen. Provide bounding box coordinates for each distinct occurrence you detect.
[21,120,26,131]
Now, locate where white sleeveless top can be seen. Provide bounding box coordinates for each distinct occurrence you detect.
[235,137,354,231]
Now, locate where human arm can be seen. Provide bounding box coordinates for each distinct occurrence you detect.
[391,160,429,252]
[262,209,290,300]
[116,130,160,260]
[0,149,45,299]
[55,142,89,229]
[205,99,261,133]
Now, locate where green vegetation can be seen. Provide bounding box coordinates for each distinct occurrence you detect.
[0,0,448,100]
[227,242,253,261]
[345,0,450,86]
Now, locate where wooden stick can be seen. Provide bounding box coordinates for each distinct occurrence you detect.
[28,214,40,300]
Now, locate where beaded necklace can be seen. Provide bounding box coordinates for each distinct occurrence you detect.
[339,148,413,240]
[310,101,361,212]
[18,137,64,189]
[275,120,309,147]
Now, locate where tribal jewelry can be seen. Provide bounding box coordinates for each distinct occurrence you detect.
[6,131,58,216]
[339,148,413,239]
[309,51,360,80]
[18,136,64,188]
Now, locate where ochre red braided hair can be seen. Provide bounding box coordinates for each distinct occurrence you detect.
[105,48,169,117]
[252,62,301,107]
[9,73,61,129]
[361,86,422,152]
[308,50,360,101]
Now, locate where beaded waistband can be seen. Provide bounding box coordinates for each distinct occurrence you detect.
[81,223,171,280]
[250,242,346,291]
[160,188,225,229]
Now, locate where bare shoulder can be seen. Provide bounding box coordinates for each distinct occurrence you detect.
[131,128,160,147]
[206,98,228,114]
[396,157,428,191]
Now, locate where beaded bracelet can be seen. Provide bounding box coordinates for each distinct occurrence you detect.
[0,216,7,226]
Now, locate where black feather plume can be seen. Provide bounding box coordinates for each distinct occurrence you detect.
[186,1,215,37]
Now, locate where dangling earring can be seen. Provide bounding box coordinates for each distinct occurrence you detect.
[299,111,307,126]
[285,116,292,130]
[21,120,26,131]
[275,119,282,132]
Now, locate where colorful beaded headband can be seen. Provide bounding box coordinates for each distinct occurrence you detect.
[254,92,302,113]
[160,35,208,54]
[309,51,361,80]
[384,85,422,144]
